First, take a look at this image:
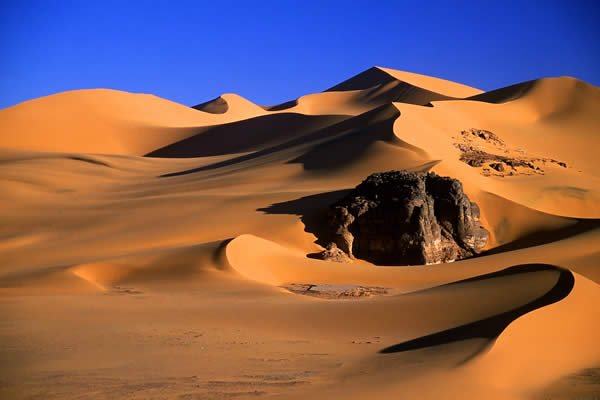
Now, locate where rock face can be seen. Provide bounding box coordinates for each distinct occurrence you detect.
[324,171,489,265]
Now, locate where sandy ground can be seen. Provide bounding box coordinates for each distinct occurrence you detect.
[1,66,599,399]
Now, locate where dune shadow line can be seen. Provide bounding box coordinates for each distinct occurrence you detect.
[158,104,400,177]
[147,113,346,159]
[482,219,600,256]
[380,263,574,354]
[258,190,352,248]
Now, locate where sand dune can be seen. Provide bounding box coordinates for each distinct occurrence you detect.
[266,79,452,115]
[1,67,599,400]
[193,95,230,113]
[467,76,600,120]
[0,89,267,155]
[376,66,484,97]
[263,66,483,116]
[146,113,349,158]
[193,93,268,118]
[326,66,482,98]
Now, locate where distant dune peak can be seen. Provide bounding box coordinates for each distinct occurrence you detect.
[467,76,600,120]
[196,67,485,118]
[326,66,483,98]
[325,66,397,92]
[192,93,268,119]
[192,95,229,114]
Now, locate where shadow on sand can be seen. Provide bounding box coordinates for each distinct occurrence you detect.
[257,189,351,251]
[481,219,600,256]
[156,104,401,177]
[379,264,574,357]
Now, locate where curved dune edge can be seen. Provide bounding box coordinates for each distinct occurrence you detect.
[467,190,599,250]
[225,234,600,399]
[224,233,493,289]
[192,95,229,114]
[325,66,482,98]
[265,79,454,115]
[465,76,600,119]
[68,240,233,289]
[0,240,234,295]
[379,264,574,356]
[263,67,481,116]
[192,93,267,116]
[308,272,600,400]
[145,112,349,158]
[466,271,600,397]
[224,234,547,290]
[376,66,484,98]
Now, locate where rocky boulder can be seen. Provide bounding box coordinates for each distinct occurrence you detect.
[323,170,489,265]
[317,243,353,263]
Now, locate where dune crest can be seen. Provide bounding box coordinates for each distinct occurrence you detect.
[325,66,482,98]
[467,76,600,120]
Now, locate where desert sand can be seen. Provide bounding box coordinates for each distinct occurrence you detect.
[1,66,599,399]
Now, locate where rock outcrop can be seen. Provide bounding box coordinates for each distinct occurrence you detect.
[323,171,489,265]
[453,128,567,177]
[317,243,353,263]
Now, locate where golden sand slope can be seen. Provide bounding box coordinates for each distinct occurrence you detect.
[0,89,268,155]
[1,67,599,400]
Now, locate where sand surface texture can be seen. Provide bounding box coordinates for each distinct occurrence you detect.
[1,67,599,399]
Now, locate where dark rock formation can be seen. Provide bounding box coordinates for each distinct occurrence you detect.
[324,171,489,265]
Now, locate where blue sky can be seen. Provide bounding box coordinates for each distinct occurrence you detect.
[1,0,599,109]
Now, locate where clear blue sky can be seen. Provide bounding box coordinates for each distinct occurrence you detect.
[1,0,599,109]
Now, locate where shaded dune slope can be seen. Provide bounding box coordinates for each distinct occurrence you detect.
[146,113,349,158]
[156,104,421,177]
[192,95,229,114]
[196,92,268,118]
[153,104,381,175]
[464,76,600,120]
[465,80,538,104]
[267,80,453,113]
[380,264,574,357]
[326,66,482,98]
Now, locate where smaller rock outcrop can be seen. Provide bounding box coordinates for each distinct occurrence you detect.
[453,128,567,177]
[461,128,505,147]
[323,171,489,265]
[317,243,352,263]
